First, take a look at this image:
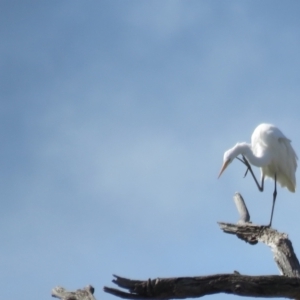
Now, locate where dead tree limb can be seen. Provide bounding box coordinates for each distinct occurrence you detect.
[104,274,300,299]
[233,193,250,224]
[218,222,300,277]
[103,193,300,299]
[52,285,96,300]
[103,223,300,299]
[219,191,300,278]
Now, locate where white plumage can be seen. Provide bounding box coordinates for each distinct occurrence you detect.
[218,123,297,226]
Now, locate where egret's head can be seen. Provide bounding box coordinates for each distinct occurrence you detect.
[218,150,234,178]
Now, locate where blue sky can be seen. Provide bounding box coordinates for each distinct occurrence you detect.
[2,1,300,299]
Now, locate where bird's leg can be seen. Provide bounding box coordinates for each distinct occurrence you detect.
[268,174,277,227]
[236,156,250,177]
[243,167,249,178]
[236,155,264,192]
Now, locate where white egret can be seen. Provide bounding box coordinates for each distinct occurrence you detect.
[218,123,297,227]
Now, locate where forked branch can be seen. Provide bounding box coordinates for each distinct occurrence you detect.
[104,208,300,299]
[52,194,300,299]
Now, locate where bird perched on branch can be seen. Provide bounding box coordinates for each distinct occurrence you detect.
[218,123,297,227]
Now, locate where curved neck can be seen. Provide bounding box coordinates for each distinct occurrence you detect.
[232,143,271,167]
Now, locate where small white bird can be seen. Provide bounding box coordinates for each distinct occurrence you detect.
[218,123,297,227]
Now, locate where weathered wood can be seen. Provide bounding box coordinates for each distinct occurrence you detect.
[233,193,250,224]
[52,285,96,300]
[47,194,298,299]
[104,274,300,299]
[218,222,300,277]
[103,214,300,299]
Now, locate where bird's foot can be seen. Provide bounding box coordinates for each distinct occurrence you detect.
[237,155,251,178]
[261,223,272,229]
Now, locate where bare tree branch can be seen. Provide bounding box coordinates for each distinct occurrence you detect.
[104,274,300,299]
[52,285,96,300]
[218,222,300,277]
[52,193,300,299]
[103,222,300,299]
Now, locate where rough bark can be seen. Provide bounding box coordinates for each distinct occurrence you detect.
[52,194,300,299]
[103,222,300,299]
[218,222,300,277]
[52,285,96,300]
[104,274,300,299]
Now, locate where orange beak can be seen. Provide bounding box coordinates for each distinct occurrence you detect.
[218,159,230,178]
